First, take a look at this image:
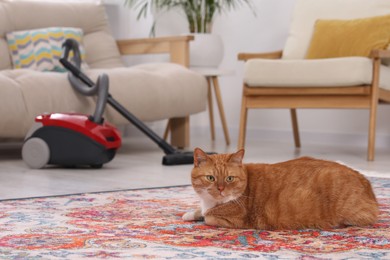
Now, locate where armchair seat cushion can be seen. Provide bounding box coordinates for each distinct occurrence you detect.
[244,57,390,89]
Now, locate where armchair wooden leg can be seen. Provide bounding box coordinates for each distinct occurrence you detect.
[368,104,377,161]
[367,58,381,161]
[212,77,231,146]
[290,109,301,148]
[238,95,248,150]
[169,117,190,149]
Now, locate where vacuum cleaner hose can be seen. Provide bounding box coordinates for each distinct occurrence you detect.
[93,74,109,124]
[61,38,81,68]
[60,39,108,124]
[68,74,97,96]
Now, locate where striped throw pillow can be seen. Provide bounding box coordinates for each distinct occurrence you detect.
[6,27,87,72]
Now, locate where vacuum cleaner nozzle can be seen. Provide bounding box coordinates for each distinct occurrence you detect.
[162,152,194,166]
[162,151,217,166]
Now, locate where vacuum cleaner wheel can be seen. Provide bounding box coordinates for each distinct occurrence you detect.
[22,137,50,169]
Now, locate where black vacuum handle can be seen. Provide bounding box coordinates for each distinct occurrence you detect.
[107,96,176,155]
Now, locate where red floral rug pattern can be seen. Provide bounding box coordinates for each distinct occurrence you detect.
[0,177,388,259]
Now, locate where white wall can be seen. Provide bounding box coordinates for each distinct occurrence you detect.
[103,0,390,147]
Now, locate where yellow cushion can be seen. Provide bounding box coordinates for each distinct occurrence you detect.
[306,14,390,59]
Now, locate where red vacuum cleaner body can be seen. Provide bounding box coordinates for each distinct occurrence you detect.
[22,113,121,169]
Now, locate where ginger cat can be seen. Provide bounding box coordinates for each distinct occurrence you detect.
[182,148,379,230]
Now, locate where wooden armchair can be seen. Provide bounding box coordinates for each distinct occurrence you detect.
[237,0,390,161]
[116,35,193,148]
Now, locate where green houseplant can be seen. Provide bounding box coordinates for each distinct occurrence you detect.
[125,0,254,34]
[125,0,254,68]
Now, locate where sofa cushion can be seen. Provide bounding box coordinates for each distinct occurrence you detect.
[0,63,207,137]
[83,31,124,69]
[0,71,30,138]
[243,57,390,89]
[282,0,390,60]
[0,0,123,70]
[306,15,390,59]
[0,2,12,70]
[87,64,208,123]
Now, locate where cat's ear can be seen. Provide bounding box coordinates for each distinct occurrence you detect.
[193,147,210,167]
[228,149,245,166]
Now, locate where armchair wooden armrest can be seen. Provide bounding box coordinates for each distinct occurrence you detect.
[116,35,194,67]
[238,50,283,61]
[370,49,390,59]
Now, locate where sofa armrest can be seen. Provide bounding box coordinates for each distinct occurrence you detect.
[238,50,283,61]
[116,35,194,67]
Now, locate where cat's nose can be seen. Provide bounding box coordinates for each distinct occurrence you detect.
[218,185,225,192]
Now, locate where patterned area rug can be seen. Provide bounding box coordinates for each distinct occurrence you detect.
[0,177,389,259]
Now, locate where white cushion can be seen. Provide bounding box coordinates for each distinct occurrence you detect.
[283,0,390,60]
[244,57,390,90]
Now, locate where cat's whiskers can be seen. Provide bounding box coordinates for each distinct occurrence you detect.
[231,198,246,210]
[237,194,253,200]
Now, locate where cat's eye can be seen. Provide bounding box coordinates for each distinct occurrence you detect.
[226,176,235,183]
[205,175,215,182]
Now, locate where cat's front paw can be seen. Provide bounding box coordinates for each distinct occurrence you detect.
[182,209,203,221]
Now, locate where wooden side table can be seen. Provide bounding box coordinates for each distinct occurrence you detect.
[191,68,232,145]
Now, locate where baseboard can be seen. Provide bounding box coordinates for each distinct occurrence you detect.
[119,123,390,149]
[234,126,390,149]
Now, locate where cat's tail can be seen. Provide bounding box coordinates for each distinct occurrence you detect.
[343,173,379,226]
[358,173,378,203]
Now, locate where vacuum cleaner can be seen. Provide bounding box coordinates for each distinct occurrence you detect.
[58,38,211,166]
[22,59,121,169]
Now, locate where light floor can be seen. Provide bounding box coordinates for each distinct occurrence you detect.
[0,133,389,200]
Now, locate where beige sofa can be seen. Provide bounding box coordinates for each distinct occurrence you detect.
[0,0,207,148]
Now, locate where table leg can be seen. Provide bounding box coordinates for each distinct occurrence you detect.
[207,77,215,141]
[212,76,230,145]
